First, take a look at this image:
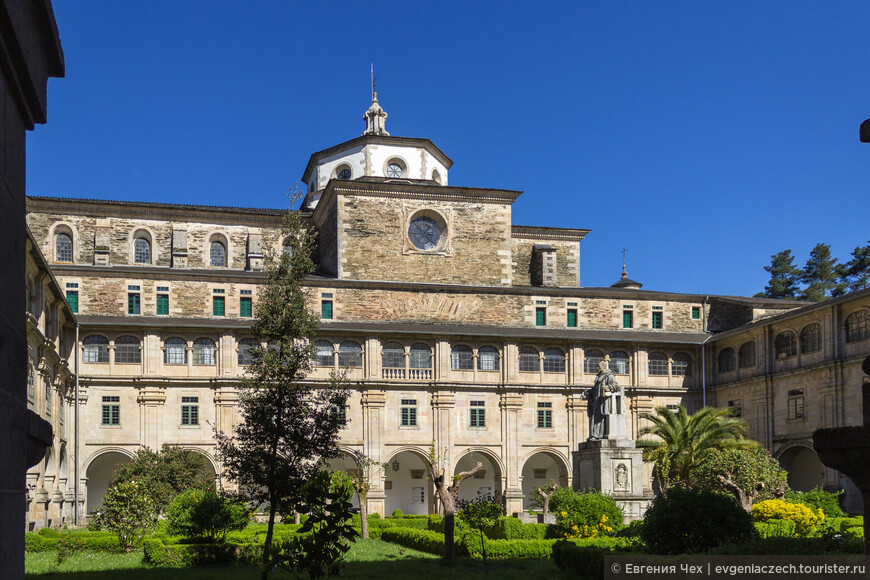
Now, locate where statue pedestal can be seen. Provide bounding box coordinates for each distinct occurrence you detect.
[573,438,652,522]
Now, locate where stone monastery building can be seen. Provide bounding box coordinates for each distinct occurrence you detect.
[23,96,870,529]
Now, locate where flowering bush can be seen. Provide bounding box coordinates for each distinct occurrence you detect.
[557,512,613,539]
[751,499,825,537]
[550,489,622,539]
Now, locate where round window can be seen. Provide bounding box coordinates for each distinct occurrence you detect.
[386,163,404,178]
[408,216,442,250]
[338,168,351,180]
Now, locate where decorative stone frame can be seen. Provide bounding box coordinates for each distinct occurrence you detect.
[402,206,452,256]
[332,162,353,181]
[49,222,77,263]
[383,156,408,179]
[205,231,231,268]
[128,227,156,266]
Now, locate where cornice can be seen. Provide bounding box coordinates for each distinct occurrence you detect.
[511,225,590,242]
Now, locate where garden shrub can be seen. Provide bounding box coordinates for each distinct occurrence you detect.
[552,538,641,577]
[752,499,825,537]
[24,532,54,552]
[165,488,250,542]
[844,526,864,541]
[144,538,262,567]
[462,537,556,560]
[550,488,623,539]
[641,487,756,554]
[616,519,644,538]
[37,527,61,538]
[380,528,449,556]
[838,517,863,532]
[487,517,548,540]
[708,535,864,555]
[785,487,844,518]
[753,519,796,538]
[427,514,443,532]
[391,508,404,518]
[24,530,123,553]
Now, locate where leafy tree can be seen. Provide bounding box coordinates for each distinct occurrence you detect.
[457,494,503,574]
[426,445,483,560]
[215,197,349,580]
[638,405,748,489]
[95,479,159,552]
[836,241,870,296]
[799,243,845,301]
[693,444,789,511]
[528,480,558,514]
[275,470,358,579]
[344,450,388,539]
[111,444,213,513]
[165,488,251,542]
[756,250,801,300]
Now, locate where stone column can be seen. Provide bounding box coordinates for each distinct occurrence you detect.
[361,389,386,516]
[499,390,524,516]
[137,386,166,451]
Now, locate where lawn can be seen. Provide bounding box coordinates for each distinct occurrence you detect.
[25,538,565,579]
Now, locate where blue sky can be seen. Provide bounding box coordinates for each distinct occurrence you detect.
[28,2,870,296]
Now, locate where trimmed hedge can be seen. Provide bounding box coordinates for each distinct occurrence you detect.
[463,536,556,560]
[754,519,796,538]
[552,538,640,577]
[25,530,124,553]
[379,528,449,556]
[486,517,549,540]
[143,538,264,567]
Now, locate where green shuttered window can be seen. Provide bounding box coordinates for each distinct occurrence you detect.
[213,296,225,316]
[157,294,169,316]
[240,297,252,318]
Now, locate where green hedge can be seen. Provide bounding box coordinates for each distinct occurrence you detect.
[25,530,124,553]
[486,517,549,540]
[144,539,264,567]
[552,539,640,577]
[463,536,556,560]
[708,535,865,555]
[754,519,796,538]
[37,528,61,538]
[379,528,449,556]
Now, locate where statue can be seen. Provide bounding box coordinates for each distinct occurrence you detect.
[583,360,624,440]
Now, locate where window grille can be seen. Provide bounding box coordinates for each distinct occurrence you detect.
[451,345,473,370]
[477,346,499,371]
[193,338,216,365]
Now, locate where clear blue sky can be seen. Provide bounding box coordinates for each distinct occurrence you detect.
[28,2,870,296]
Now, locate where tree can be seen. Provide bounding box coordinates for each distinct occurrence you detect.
[836,241,870,296]
[756,250,801,300]
[110,444,214,513]
[638,405,748,489]
[693,444,788,512]
[457,494,503,574]
[165,488,251,542]
[799,243,844,301]
[529,480,558,514]
[214,196,349,580]
[96,479,159,552]
[345,450,387,539]
[425,445,482,560]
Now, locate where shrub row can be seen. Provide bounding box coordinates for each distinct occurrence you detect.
[486,517,550,540]
[143,539,263,567]
[754,519,796,538]
[463,536,557,560]
[25,531,123,553]
[379,528,450,556]
[551,538,641,577]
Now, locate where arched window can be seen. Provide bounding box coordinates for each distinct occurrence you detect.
[164,337,187,365]
[115,336,141,364]
[134,237,151,264]
[56,232,73,262]
[82,335,109,363]
[338,341,362,367]
[451,345,473,370]
[477,346,499,371]
[717,347,736,373]
[238,338,259,366]
[381,342,404,369]
[518,347,539,372]
[672,352,692,376]
[800,323,821,353]
[610,351,630,375]
[738,342,756,368]
[313,340,334,367]
[193,338,216,365]
[543,348,565,373]
[845,310,870,343]
[210,240,226,267]
[774,331,797,359]
[409,343,431,369]
[648,352,668,376]
[584,349,604,374]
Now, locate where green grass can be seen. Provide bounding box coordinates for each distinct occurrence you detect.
[26,538,566,579]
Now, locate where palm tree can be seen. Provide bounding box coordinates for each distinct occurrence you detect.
[637,405,748,489]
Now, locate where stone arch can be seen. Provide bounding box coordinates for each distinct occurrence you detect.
[520,449,570,510]
[128,226,157,265]
[320,448,364,510]
[776,443,824,492]
[383,447,433,515]
[83,448,135,511]
[48,221,78,263]
[205,231,231,268]
[178,446,218,477]
[452,447,505,506]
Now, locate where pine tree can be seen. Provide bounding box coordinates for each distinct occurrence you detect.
[799,243,843,302]
[214,195,349,580]
[836,241,870,296]
[756,250,801,300]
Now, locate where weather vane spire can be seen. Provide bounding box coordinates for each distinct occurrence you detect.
[363,65,389,136]
[371,63,377,101]
[620,248,628,277]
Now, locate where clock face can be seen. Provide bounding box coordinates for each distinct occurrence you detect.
[408,216,441,250]
[338,168,351,180]
[386,163,403,178]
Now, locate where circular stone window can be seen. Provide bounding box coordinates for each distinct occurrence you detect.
[386,162,404,178]
[408,215,443,251]
[337,167,352,180]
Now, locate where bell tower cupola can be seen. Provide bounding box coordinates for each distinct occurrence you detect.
[363,93,389,136]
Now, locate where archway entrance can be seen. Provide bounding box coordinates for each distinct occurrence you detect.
[521,451,569,510]
[454,451,503,506]
[321,452,362,510]
[778,445,824,491]
[85,451,131,511]
[384,450,432,515]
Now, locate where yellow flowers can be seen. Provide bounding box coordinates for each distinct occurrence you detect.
[751,499,825,537]
[560,513,613,539]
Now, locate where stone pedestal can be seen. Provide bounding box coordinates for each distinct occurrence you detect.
[573,438,652,522]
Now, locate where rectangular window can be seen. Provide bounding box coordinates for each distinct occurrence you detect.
[788,390,805,419]
[470,400,486,428]
[623,310,633,328]
[567,309,577,328]
[240,297,253,318]
[728,399,742,417]
[156,293,169,316]
[535,307,546,326]
[692,307,701,320]
[101,396,120,425]
[401,398,417,427]
[213,296,225,316]
[652,310,663,329]
[537,401,553,429]
[332,404,347,426]
[321,300,333,320]
[666,404,679,413]
[127,293,140,315]
[66,290,79,313]
[181,396,199,425]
